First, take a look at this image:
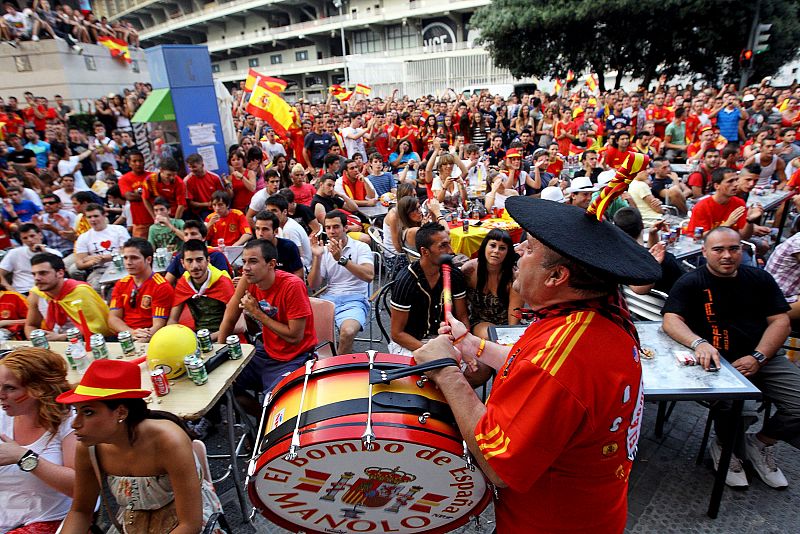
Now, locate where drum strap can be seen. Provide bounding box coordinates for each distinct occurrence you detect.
[369,358,459,385]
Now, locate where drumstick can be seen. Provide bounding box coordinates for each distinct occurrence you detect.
[440,254,455,320]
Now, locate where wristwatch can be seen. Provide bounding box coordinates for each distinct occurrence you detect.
[752,350,768,365]
[17,449,39,472]
[337,256,350,267]
[690,338,709,350]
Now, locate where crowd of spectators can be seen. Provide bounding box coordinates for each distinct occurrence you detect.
[0,71,799,497]
[1,0,139,52]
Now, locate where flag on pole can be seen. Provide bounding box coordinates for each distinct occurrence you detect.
[244,69,287,93]
[566,70,575,83]
[553,79,563,95]
[355,83,372,96]
[329,84,346,96]
[585,73,599,93]
[246,85,295,136]
[97,36,131,64]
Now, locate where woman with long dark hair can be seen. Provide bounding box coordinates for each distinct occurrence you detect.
[273,154,291,189]
[460,229,523,337]
[228,149,257,212]
[58,360,222,534]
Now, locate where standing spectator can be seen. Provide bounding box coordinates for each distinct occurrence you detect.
[303,118,333,173]
[646,92,672,139]
[260,129,286,161]
[287,163,316,207]
[0,223,61,294]
[147,197,184,251]
[2,186,40,223]
[185,152,227,220]
[342,115,369,161]
[35,193,75,256]
[710,95,747,146]
[141,156,186,219]
[663,108,688,161]
[227,149,257,212]
[89,122,118,170]
[53,143,92,191]
[73,204,130,290]
[23,128,50,169]
[117,150,153,237]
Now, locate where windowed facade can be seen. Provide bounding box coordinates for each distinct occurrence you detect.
[352,30,382,54]
[386,24,416,51]
[230,60,237,71]
[270,54,283,65]
[211,64,220,73]
[248,57,259,67]
[295,50,309,61]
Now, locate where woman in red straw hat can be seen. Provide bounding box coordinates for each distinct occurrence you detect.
[0,347,76,534]
[57,359,222,534]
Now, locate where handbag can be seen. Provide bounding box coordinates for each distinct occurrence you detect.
[88,446,179,534]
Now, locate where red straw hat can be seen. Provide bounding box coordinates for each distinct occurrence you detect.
[56,360,150,404]
[505,147,522,158]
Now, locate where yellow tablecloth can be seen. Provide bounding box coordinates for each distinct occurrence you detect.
[449,218,522,257]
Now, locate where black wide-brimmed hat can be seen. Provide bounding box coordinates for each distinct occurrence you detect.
[505,152,661,285]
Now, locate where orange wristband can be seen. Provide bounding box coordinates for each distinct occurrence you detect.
[475,337,486,358]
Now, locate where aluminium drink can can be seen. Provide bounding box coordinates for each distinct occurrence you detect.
[186,355,208,386]
[118,331,136,356]
[150,368,170,396]
[226,335,243,360]
[30,329,49,349]
[90,334,110,360]
[197,329,213,353]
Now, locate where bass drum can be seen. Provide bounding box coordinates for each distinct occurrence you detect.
[248,353,491,534]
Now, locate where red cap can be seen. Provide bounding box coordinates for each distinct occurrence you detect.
[505,148,522,159]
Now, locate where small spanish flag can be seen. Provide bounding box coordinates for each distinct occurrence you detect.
[244,69,287,93]
[585,73,599,93]
[246,85,295,136]
[355,83,372,96]
[566,69,575,83]
[553,78,563,95]
[97,36,131,64]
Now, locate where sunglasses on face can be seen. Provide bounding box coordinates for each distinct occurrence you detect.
[43,201,58,206]
[129,288,138,308]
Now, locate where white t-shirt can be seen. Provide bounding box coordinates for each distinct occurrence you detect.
[260,140,286,160]
[0,412,75,532]
[0,245,62,293]
[52,188,75,212]
[21,187,43,209]
[628,179,662,224]
[247,188,271,214]
[74,224,130,257]
[90,136,118,169]
[3,11,31,34]
[318,237,372,297]
[57,156,89,191]
[278,217,311,267]
[342,127,367,160]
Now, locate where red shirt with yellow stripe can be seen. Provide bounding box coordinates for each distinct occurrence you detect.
[0,290,28,338]
[109,273,174,330]
[204,209,251,246]
[474,310,643,534]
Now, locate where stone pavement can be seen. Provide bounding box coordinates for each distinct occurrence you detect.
[202,313,799,533]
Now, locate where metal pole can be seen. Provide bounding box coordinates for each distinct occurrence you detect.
[335,1,349,88]
[740,0,761,90]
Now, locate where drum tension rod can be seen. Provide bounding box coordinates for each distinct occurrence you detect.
[362,350,378,451]
[418,412,430,424]
[285,360,315,461]
[416,376,428,388]
[247,392,272,479]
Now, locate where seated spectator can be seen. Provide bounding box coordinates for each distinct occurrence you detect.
[565,175,598,210]
[308,210,374,355]
[95,161,121,188]
[0,286,28,339]
[461,229,524,338]
[252,210,304,278]
[662,227,796,489]
[365,152,396,197]
[141,156,187,220]
[108,238,174,342]
[278,187,319,235]
[218,240,317,415]
[288,163,316,206]
[25,253,112,340]
[205,190,252,247]
[429,151,469,210]
[388,139,421,171]
[245,169,282,227]
[2,186,40,224]
[626,168,664,225]
[484,174,519,212]
[613,207,686,294]
[686,146,722,197]
[0,223,61,294]
[311,173,359,224]
[52,142,91,192]
[6,133,37,181]
[5,175,43,209]
[0,347,76,534]
[650,156,693,214]
[73,203,130,290]
[147,197,184,251]
[266,194,311,269]
[169,239,235,336]
[686,167,762,240]
[333,158,378,211]
[502,147,542,196]
[164,220,232,284]
[765,217,800,324]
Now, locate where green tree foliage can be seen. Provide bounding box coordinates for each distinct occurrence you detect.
[472,0,800,89]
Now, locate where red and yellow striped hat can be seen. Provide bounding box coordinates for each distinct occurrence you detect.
[57,360,150,404]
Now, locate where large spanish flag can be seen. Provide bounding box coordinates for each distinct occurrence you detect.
[246,84,295,136]
[244,69,287,93]
[97,36,131,64]
[585,73,599,93]
[355,83,372,96]
[31,279,112,337]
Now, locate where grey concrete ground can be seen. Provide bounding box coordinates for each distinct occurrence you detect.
[203,303,799,533]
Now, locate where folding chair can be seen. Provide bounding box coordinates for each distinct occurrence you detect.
[622,286,667,322]
[368,225,398,284]
[310,296,337,358]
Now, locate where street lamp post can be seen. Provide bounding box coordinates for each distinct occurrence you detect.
[332,0,349,88]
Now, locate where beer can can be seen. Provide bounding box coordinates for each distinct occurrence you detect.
[694,227,704,243]
[186,356,208,386]
[669,229,678,244]
[197,329,213,353]
[112,254,124,271]
[90,334,110,360]
[118,331,136,356]
[217,238,226,250]
[65,327,82,344]
[30,329,49,349]
[150,368,170,396]
[226,335,243,360]
[462,219,469,234]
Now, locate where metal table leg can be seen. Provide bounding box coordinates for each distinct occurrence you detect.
[655,401,668,438]
[707,399,743,519]
[224,389,250,519]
